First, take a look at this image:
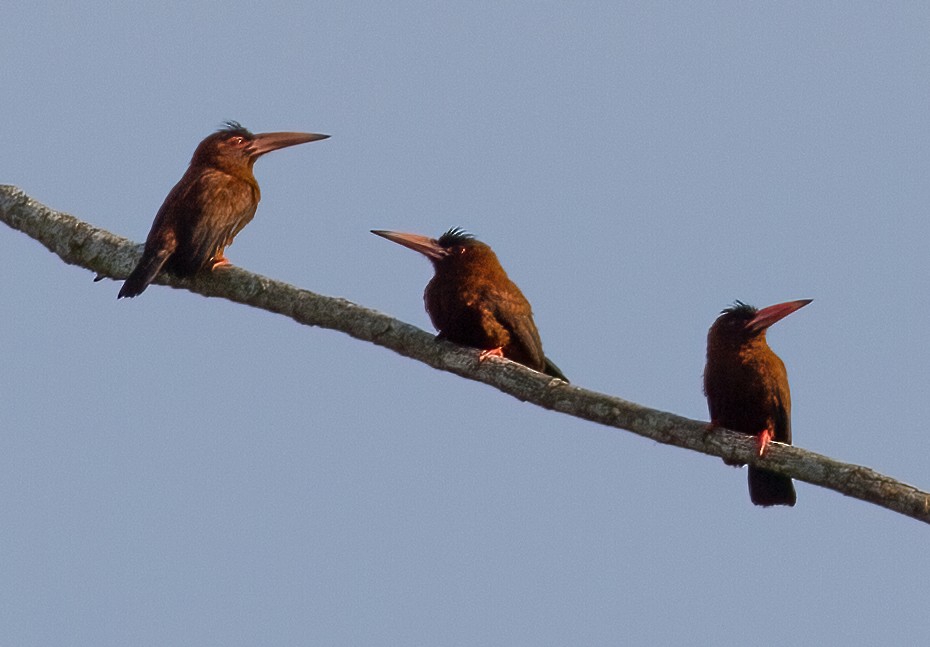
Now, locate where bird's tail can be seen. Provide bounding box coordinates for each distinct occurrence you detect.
[543,357,568,382]
[748,466,796,507]
[117,248,171,299]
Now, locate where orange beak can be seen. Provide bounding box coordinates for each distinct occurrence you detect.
[748,299,813,333]
[248,131,329,158]
[371,230,449,261]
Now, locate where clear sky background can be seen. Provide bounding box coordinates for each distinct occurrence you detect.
[3,2,929,645]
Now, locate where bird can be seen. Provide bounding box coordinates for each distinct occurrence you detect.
[118,122,329,298]
[371,227,567,380]
[703,299,811,507]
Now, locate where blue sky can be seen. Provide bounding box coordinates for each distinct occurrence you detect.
[3,2,929,644]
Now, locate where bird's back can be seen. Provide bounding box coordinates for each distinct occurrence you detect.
[425,255,550,374]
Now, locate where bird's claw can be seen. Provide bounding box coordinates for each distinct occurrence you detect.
[757,428,774,456]
[479,347,505,361]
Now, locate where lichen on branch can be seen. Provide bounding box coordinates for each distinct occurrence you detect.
[2,184,928,525]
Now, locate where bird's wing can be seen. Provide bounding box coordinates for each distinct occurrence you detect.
[769,355,792,444]
[772,391,791,444]
[117,194,181,298]
[486,282,547,370]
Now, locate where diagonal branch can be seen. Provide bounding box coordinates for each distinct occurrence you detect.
[3,184,928,525]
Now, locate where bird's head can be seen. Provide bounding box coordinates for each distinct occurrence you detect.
[709,299,812,346]
[190,121,329,171]
[371,227,492,268]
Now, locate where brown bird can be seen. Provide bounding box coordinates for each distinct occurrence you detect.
[703,299,811,507]
[118,122,328,298]
[371,228,567,380]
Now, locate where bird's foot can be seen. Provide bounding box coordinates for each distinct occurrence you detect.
[479,347,505,361]
[757,428,774,456]
[210,255,231,271]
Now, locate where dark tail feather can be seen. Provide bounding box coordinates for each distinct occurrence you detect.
[748,466,796,507]
[118,248,171,299]
[543,357,568,382]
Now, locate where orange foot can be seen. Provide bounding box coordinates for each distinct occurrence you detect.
[479,347,505,361]
[211,255,231,270]
[757,427,774,456]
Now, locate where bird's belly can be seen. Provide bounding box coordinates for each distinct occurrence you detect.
[429,297,506,349]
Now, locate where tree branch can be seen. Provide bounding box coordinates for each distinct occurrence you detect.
[3,184,928,525]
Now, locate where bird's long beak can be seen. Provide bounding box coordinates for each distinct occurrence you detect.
[248,131,329,158]
[371,230,448,261]
[748,299,812,332]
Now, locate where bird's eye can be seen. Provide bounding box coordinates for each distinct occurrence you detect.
[456,246,467,255]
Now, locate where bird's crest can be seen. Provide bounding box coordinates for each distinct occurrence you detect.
[218,121,253,138]
[721,300,758,317]
[438,227,476,247]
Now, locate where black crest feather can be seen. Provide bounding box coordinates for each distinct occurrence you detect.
[438,227,476,247]
[219,121,253,138]
[720,300,758,318]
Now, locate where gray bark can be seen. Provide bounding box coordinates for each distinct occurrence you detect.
[3,184,928,525]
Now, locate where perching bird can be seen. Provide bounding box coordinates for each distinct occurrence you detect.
[703,299,811,507]
[118,122,328,298]
[371,228,567,380]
